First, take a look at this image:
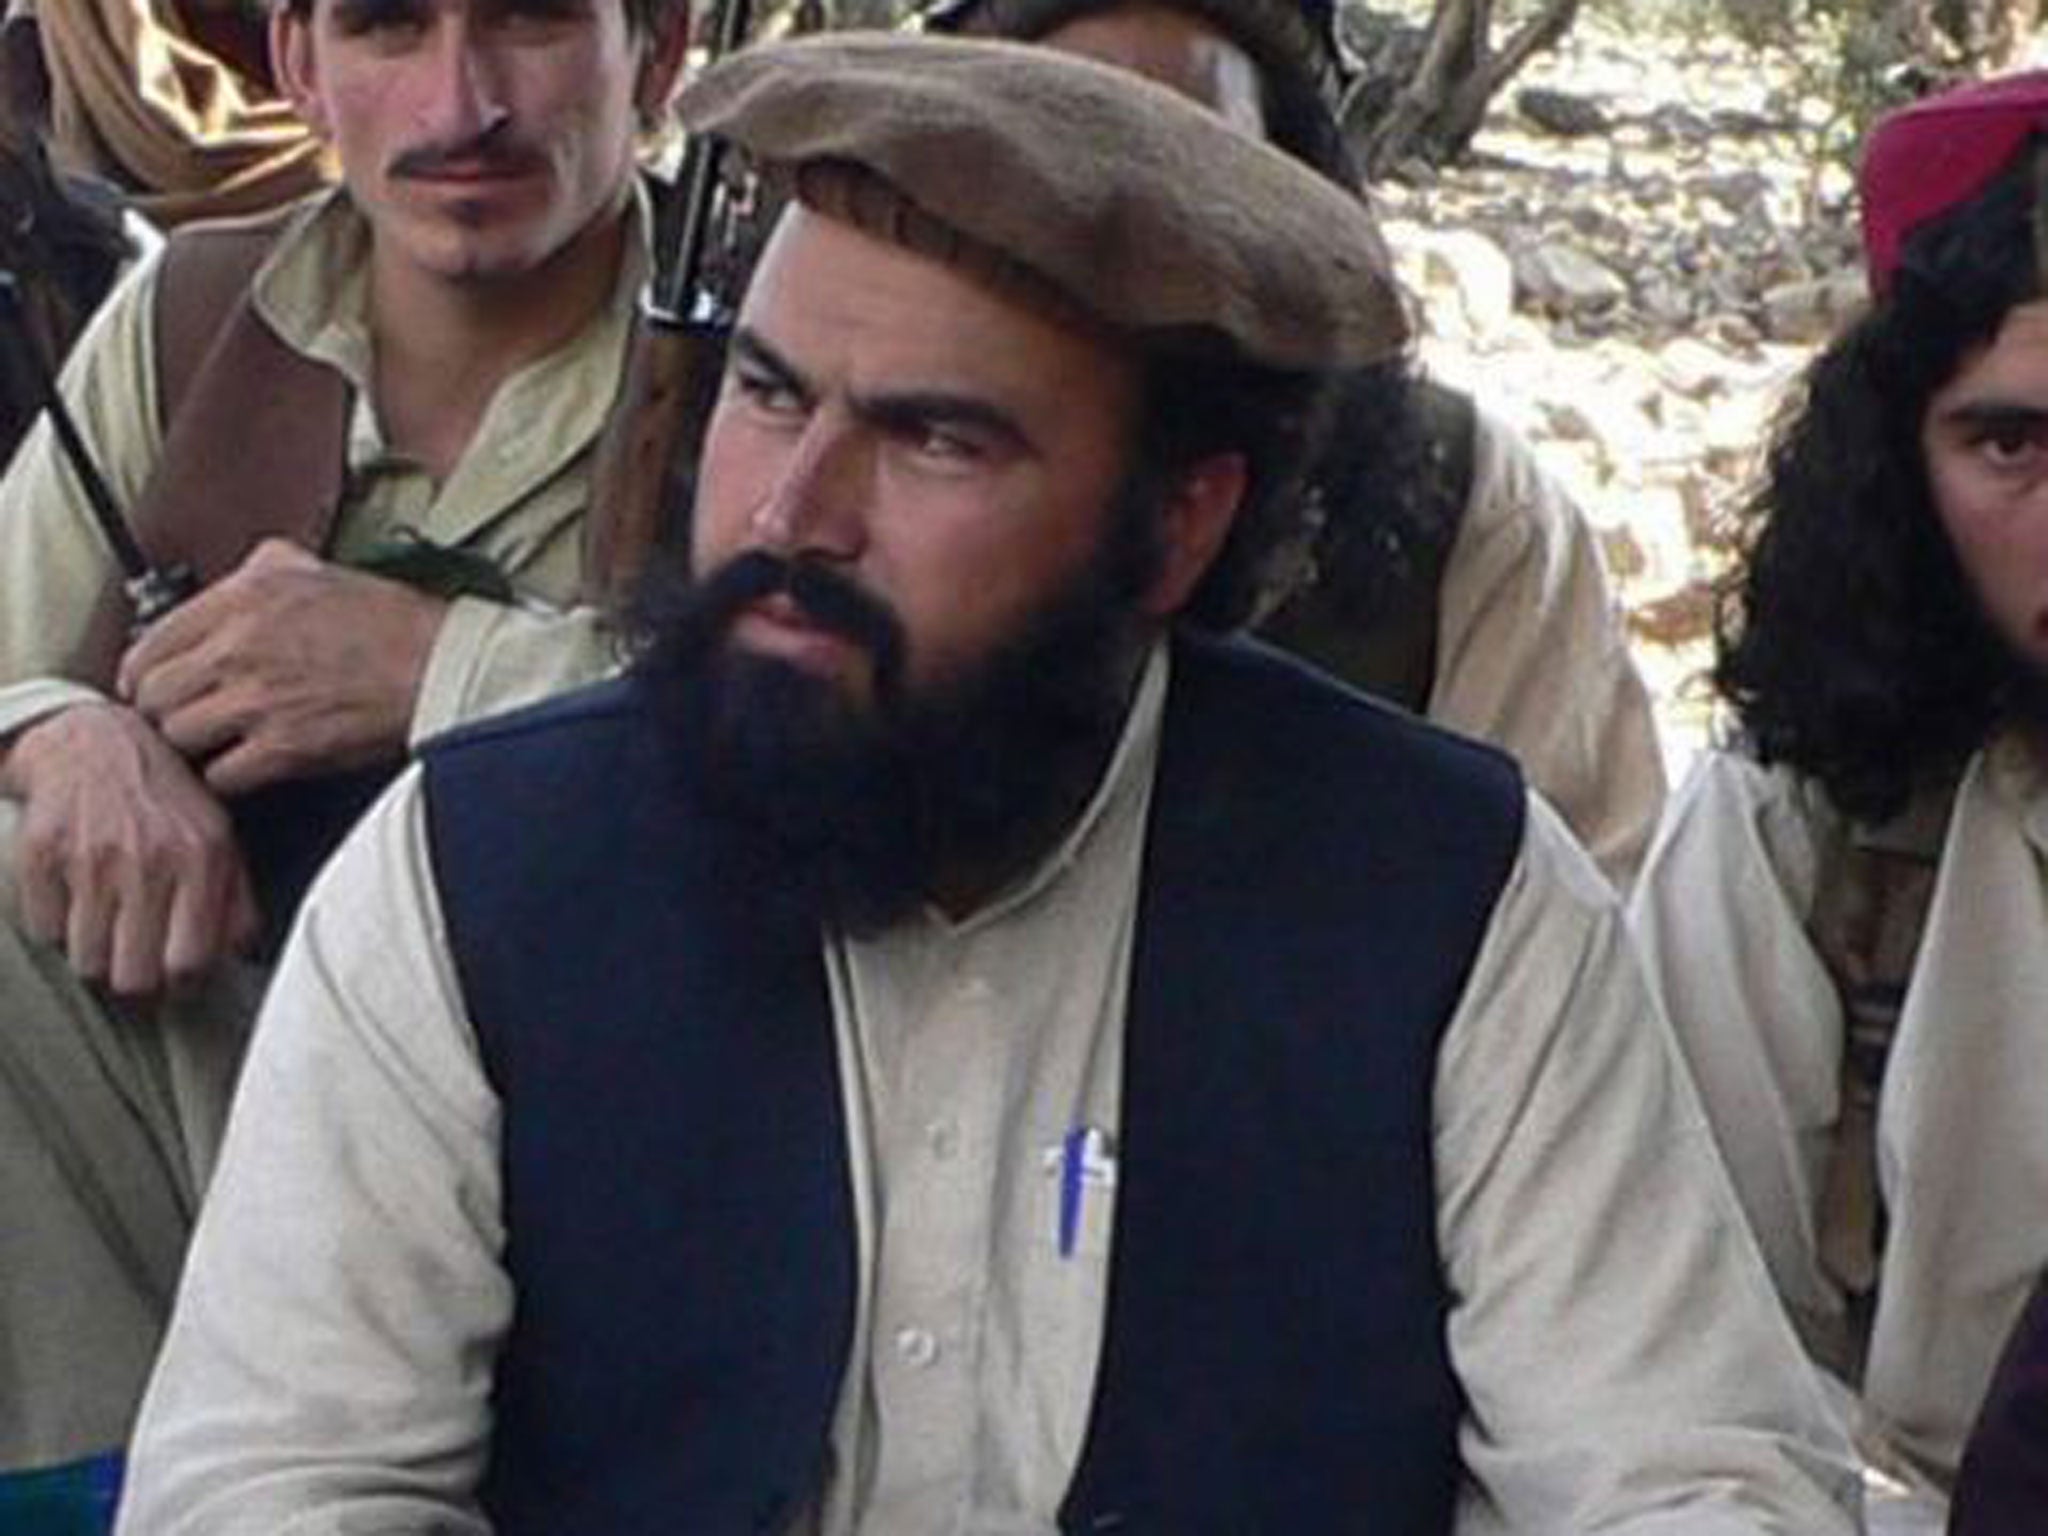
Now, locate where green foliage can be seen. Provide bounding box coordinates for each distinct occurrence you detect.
[1709,0,2031,97]
[1589,0,2029,113]
[1698,0,1956,178]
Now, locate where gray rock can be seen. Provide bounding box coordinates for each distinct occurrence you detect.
[1637,274,1696,330]
[1539,400,1603,443]
[1704,312,1763,349]
[1759,271,1866,344]
[1695,171,1773,217]
[1518,87,1610,137]
[1512,241,1629,316]
[1397,225,1518,336]
[1710,106,1794,136]
[1567,204,1629,242]
[1642,103,1712,144]
[1655,339,1740,402]
[1749,247,1810,291]
[1627,173,1679,207]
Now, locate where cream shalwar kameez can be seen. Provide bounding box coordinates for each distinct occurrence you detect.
[1631,735,2048,1508]
[120,650,1857,1535]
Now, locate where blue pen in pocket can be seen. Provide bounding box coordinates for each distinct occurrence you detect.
[1055,1125,1117,1260]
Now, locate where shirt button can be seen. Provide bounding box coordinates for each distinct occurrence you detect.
[893,1326,940,1368]
[926,1120,960,1160]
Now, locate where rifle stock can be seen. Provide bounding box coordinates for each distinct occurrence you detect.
[583,0,755,606]
[583,300,729,605]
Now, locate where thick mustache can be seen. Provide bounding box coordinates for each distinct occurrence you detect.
[697,551,906,683]
[389,121,546,181]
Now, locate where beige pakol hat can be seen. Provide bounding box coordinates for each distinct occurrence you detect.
[674,33,1409,371]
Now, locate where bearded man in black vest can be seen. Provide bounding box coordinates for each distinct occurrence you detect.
[117,34,1854,1536]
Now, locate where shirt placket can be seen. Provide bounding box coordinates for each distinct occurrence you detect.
[863,954,1007,1529]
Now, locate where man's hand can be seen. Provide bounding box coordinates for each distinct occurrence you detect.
[2,703,259,993]
[117,538,449,796]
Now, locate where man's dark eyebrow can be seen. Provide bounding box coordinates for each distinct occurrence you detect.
[852,390,1035,457]
[728,329,813,404]
[330,0,416,28]
[729,328,1035,455]
[339,0,588,23]
[1935,399,2048,431]
[491,0,594,15]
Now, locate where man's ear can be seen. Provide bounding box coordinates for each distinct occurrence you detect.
[1139,452,1247,619]
[634,5,693,128]
[270,5,326,137]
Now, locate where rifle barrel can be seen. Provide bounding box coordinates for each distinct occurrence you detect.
[0,268,153,583]
[652,0,754,317]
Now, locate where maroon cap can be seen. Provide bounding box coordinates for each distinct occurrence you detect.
[1861,70,2048,294]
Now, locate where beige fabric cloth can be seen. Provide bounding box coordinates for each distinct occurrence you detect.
[678,33,1408,370]
[0,188,633,1471]
[1430,409,1666,892]
[0,188,631,749]
[31,0,326,227]
[119,648,1857,1535]
[0,800,263,1471]
[1629,737,2048,1499]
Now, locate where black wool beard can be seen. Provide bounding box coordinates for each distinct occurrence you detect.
[1998,645,2048,734]
[631,531,1155,936]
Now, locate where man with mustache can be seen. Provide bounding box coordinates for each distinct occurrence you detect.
[119,34,1853,1536]
[0,0,686,1489]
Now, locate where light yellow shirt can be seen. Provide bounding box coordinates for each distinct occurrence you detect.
[0,188,636,747]
[1631,737,2048,1502]
[119,648,1856,1535]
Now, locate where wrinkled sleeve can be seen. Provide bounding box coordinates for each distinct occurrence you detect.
[116,769,505,1535]
[1429,414,1666,894]
[1626,751,1850,1370]
[0,249,166,741]
[1440,794,1857,1535]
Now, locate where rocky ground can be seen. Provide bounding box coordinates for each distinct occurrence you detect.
[1359,11,1874,773]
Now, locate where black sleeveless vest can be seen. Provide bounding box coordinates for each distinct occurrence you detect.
[422,633,1524,1534]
